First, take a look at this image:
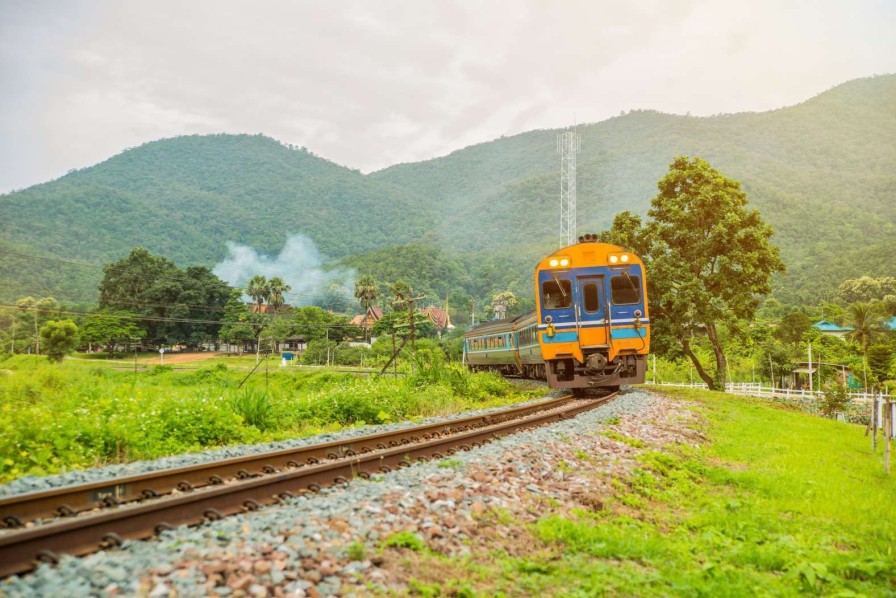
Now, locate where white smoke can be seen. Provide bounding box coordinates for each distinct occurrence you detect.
[213,234,356,308]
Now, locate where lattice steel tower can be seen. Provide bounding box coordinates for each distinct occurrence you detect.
[557,129,580,247]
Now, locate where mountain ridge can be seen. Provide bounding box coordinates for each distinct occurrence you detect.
[1,74,894,306]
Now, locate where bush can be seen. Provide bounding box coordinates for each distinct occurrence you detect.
[819,384,850,417]
[228,387,275,430]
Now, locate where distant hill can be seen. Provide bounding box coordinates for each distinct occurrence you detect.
[371,74,896,304]
[0,134,432,302]
[1,74,894,306]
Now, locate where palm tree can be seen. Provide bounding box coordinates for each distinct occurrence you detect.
[354,275,379,311]
[845,302,886,389]
[268,277,291,314]
[246,275,270,314]
[246,275,271,364]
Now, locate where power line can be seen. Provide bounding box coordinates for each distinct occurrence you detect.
[0,303,362,330]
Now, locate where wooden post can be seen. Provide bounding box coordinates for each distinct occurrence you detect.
[872,396,879,451]
[885,399,892,476]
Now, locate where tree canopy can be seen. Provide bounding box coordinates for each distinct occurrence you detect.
[604,156,785,390]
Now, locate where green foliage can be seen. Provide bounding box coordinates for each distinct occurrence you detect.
[774,311,812,345]
[819,384,850,417]
[607,157,785,390]
[382,531,426,552]
[0,354,537,482]
[39,319,79,363]
[97,248,231,345]
[79,310,144,353]
[837,276,896,304]
[345,541,366,562]
[353,274,379,310]
[228,387,275,431]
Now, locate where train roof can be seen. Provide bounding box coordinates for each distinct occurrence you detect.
[464,311,534,336]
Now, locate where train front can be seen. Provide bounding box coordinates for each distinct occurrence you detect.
[534,236,650,390]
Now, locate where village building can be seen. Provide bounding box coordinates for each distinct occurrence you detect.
[812,320,852,340]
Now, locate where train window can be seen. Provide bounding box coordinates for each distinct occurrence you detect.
[542,279,572,309]
[611,274,641,304]
[582,282,600,313]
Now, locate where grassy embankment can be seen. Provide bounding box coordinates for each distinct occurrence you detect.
[0,354,540,483]
[383,386,896,596]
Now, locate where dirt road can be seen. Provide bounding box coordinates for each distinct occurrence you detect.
[138,352,225,364]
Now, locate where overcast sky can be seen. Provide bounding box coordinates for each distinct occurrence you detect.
[1,0,893,195]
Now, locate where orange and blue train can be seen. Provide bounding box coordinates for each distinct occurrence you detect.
[463,235,650,392]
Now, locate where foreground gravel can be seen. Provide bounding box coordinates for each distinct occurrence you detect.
[1,388,700,597]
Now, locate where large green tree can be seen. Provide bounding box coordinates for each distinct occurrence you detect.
[98,248,230,345]
[79,310,145,354]
[604,156,785,390]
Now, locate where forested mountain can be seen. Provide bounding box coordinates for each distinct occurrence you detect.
[372,74,896,304]
[0,135,430,302]
[1,74,894,307]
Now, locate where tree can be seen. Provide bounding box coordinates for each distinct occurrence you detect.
[354,275,379,311]
[845,302,886,390]
[605,156,785,390]
[16,296,59,355]
[291,306,358,343]
[490,290,519,319]
[837,276,896,304]
[218,290,256,355]
[246,275,271,313]
[245,275,272,363]
[267,277,291,314]
[774,311,812,346]
[98,249,231,345]
[318,283,351,314]
[79,310,145,354]
[39,319,79,363]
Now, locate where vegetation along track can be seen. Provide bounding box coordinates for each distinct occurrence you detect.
[0,391,617,578]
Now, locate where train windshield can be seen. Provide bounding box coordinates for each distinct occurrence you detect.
[611,274,641,304]
[542,278,572,309]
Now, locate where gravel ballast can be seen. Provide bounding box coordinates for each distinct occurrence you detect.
[1,388,699,597]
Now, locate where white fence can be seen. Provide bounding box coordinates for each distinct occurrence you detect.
[654,381,889,404]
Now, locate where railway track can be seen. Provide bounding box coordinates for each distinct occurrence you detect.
[0,391,617,578]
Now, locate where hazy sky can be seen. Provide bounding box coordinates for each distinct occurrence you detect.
[1,0,894,194]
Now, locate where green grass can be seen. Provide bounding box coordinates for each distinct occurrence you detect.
[0,354,539,482]
[381,386,896,596]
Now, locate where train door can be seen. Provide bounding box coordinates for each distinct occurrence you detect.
[575,275,609,346]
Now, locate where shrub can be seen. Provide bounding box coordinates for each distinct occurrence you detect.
[819,384,850,417]
[228,387,275,430]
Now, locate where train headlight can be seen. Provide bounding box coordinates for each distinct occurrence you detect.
[549,259,559,267]
[621,254,630,263]
[609,255,619,264]
[559,258,569,267]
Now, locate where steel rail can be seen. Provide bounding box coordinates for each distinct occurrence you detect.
[0,396,572,528]
[0,392,614,579]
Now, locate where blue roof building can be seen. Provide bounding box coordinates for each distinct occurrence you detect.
[813,320,853,339]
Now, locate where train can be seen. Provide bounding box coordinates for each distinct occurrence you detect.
[463,235,650,393]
